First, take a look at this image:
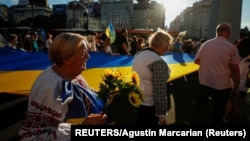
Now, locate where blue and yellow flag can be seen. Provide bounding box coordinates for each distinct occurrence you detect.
[105,23,116,44]
[0,49,198,95]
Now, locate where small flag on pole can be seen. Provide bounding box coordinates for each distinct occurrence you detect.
[105,23,116,44]
[177,30,187,40]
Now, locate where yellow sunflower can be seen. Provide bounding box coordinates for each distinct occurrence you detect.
[129,92,142,107]
[131,71,140,85]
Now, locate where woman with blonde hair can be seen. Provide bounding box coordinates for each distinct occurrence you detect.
[132,29,173,125]
[18,32,106,141]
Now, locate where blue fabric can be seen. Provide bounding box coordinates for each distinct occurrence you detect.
[105,23,116,44]
[61,80,74,103]
[0,49,195,71]
[63,80,104,119]
[75,84,104,113]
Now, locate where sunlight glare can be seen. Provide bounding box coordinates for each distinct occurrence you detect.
[155,0,193,26]
[159,0,187,13]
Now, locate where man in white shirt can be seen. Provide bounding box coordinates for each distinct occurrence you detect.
[190,23,240,125]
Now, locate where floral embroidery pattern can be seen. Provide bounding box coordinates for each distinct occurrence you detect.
[18,100,61,140]
[31,100,61,118]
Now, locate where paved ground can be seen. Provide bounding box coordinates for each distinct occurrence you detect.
[165,71,210,125]
[0,94,27,141]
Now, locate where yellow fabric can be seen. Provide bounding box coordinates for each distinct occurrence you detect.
[0,62,199,96]
[66,118,85,125]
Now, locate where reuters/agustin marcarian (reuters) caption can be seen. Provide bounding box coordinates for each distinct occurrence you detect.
[71,125,248,139]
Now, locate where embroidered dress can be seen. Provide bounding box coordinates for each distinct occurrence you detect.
[18,66,103,141]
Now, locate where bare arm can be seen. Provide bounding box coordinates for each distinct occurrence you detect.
[122,43,131,55]
[229,63,240,93]
[81,113,107,125]
[194,58,200,65]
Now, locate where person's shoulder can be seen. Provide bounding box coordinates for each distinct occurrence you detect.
[35,66,59,82]
[19,48,27,52]
[136,48,159,58]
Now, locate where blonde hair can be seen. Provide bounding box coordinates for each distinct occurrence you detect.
[148,29,173,49]
[49,32,87,66]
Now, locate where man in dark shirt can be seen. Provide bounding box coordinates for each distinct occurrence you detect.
[117,29,130,55]
[23,31,39,52]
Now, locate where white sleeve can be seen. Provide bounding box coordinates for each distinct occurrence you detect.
[55,123,72,141]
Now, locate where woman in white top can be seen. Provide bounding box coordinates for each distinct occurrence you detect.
[103,37,120,56]
[45,33,53,52]
[18,33,106,141]
[132,29,173,126]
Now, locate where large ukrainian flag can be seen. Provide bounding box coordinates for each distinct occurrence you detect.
[0,49,198,95]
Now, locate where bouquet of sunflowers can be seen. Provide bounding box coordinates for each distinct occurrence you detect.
[97,69,143,124]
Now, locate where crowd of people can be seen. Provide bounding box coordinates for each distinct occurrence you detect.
[0,27,153,57]
[1,22,250,139]
[0,29,53,52]
[0,26,211,56]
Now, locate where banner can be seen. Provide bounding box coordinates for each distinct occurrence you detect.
[0,49,198,95]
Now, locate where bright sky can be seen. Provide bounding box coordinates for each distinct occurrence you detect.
[155,0,250,28]
[1,0,249,28]
[155,0,198,27]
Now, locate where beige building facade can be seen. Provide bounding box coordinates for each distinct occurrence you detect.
[169,0,212,39]
[169,0,242,41]
[100,0,165,30]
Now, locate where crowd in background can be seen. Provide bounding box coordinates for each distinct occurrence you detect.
[0,27,212,56]
[1,25,250,128]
